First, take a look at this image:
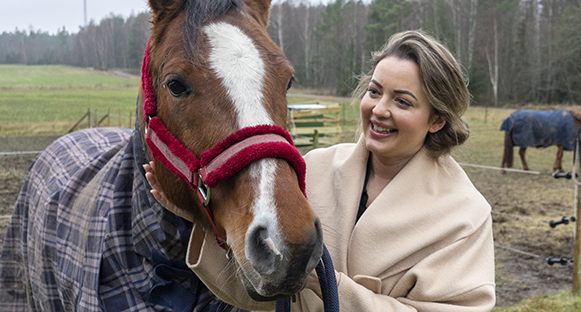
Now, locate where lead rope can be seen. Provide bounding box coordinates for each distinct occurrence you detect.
[275,245,339,312]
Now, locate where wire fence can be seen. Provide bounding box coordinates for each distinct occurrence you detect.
[0,151,577,268]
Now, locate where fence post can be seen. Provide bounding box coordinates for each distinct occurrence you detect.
[574,184,581,294]
[68,110,90,133]
[312,129,319,149]
[574,139,581,294]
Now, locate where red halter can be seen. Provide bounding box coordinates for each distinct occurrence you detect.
[141,40,306,249]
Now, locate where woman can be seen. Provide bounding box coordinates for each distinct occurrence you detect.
[145,30,495,311]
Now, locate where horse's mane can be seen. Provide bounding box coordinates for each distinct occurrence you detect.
[183,0,243,56]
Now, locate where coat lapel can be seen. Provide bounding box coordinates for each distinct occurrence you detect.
[348,147,435,277]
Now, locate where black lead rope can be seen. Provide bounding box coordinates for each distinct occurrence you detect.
[275,245,340,312]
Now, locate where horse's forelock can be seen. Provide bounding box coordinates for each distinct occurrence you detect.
[183,0,243,56]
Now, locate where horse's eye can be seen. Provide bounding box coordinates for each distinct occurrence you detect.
[166,80,189,97]
[286,77,294,91]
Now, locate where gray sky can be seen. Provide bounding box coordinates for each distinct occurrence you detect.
[0,0,334,35]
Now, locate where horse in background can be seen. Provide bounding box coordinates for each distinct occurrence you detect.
[500,109,581,172]
[0,0,323,310]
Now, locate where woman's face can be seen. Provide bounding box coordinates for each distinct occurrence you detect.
[360,56,445,165]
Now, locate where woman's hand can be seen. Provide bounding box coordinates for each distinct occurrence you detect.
[143,161,195,222]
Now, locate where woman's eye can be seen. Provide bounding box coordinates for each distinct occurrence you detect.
[368,88,379,97]
[396,98,411,107]
[167,80,188,97]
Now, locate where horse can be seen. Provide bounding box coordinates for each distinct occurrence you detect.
[500,109,581,173]
[0,0,323,310]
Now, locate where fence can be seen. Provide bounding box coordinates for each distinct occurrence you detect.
[460,160,581,294]
[286,102,343,148]
[68,108,135,133]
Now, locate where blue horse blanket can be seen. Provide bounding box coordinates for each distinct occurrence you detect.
[0,126,244,312]
[500,109,577,151]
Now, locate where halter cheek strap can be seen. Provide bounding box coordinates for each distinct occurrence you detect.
[141,40,306,249]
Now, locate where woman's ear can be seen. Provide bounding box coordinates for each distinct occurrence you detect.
[429,115,446,133]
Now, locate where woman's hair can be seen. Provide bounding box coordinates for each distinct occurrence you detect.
[353,30,470,159]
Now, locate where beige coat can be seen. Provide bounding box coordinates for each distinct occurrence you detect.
[186,138,496,311]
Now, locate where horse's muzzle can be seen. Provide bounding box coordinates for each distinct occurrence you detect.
[243,217,324,301]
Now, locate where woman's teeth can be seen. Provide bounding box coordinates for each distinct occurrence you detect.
[373,124,397,134]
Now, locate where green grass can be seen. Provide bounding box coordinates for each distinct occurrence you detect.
[492,291,581,311]
[0,65,139,88]
[0,89,138,121]
[0,65,140,135]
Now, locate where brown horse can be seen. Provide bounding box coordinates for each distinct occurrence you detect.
[500,109,581,172]
[141,0,324,301]
[0,0,322,310]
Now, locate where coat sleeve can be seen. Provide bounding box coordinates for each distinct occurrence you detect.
[314,216,495,312]
[186,223,276,311]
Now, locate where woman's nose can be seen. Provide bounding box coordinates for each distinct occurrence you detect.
[372,98,391,118]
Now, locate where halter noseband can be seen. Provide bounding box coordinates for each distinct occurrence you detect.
[141,40,306,249]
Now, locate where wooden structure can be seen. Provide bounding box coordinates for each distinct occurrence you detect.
[287,102,342,147]
[574,143,581,294]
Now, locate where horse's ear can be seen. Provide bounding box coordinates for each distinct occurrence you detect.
[148,0,183,24]
[244,0,273,29]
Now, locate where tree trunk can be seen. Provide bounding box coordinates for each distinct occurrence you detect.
[276,4,284,52]
[467,0,478,69]
[304,4,310,83]
[486,16,499,107]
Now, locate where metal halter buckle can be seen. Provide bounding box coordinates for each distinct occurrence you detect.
[196,171,211,206]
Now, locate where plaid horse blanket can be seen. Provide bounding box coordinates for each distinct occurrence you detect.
[500,109,578,151]
[0,125,243,312]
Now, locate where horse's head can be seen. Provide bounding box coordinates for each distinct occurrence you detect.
[139,0,323,301]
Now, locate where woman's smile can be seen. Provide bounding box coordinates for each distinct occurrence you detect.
[360,56,444,165]
[370,120,398,136]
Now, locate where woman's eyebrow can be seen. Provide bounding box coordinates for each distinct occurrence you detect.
[371,79,418,101]
[394,89,418,101]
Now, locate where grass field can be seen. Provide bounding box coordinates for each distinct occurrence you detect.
[0,65,139,88]
[0,65,140,135]
[493,291,581,311]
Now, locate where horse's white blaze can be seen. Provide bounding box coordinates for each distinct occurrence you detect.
[205,22,283,254]
[249,159,282,246]
[204,22,272,128]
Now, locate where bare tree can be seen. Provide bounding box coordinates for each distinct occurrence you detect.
[467,0,478,69]
[486,15,499,107]
[271,1,285,52]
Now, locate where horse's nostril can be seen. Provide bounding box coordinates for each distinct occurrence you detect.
[306,218,324,274]
[246,226,277,275]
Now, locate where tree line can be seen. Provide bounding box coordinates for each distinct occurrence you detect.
[1,0,580,105]
[0,12,150,74]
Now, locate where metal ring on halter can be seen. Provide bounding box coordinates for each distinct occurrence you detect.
[197,171,211,206]
[144,116,152,135]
